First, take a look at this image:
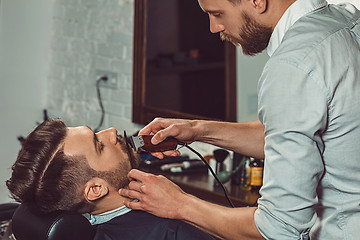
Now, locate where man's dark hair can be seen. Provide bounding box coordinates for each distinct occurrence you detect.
[6,119,110,214]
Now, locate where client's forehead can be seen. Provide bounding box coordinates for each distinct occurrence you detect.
[63,126,94,156]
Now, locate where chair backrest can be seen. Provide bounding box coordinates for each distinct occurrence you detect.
[12,203,95,240]
[0,203,19,222]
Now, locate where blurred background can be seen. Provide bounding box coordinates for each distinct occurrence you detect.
[0,0,358,204]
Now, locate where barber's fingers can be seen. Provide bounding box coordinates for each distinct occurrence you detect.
[152,119,197,145]
[151,125,181,145]
[128,180,143,192]
[149,150,180,159]
[139,118,183,145]
[139,118,197,147]
[120,191,147,211]
[151,152,165,159]
[123,198,144,211]
[119,188,152,212]
[163,150,181,157]
[127,169,150,182]
[119,188,142,200]
[138,117,167,136]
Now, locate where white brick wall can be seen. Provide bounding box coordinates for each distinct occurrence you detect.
[47,0,141,134]
[46,0,230,160]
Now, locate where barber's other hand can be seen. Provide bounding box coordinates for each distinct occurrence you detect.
[119,169,187,219]
[139,117,200,159]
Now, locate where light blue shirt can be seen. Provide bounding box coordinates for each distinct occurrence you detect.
[254,0,360,239]
[83,206,132,225]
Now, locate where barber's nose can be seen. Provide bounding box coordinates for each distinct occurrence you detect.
[209,18,225,33]
[96,128,118,145]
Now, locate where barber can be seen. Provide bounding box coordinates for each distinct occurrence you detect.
[120,0,360,239]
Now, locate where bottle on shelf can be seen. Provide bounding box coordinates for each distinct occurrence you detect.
[249,158,264,191]
[239,156,251,191]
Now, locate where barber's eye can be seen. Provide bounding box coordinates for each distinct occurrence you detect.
[212,13,221,17]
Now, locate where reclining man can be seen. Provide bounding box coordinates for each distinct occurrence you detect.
[6,118,214,240]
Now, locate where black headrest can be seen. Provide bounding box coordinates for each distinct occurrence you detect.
[0,203,19,222]
[12,203,95,240]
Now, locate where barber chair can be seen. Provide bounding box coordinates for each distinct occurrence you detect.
[0,203,95,240]
[0,203,19,239]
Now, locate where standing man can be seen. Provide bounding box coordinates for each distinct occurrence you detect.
[120,0,360,239]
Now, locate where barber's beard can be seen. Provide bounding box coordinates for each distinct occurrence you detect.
[220,13,272,56]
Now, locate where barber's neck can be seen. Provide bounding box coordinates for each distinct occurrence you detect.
[90,189,127,215]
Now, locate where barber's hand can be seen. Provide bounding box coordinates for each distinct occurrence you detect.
[139,117,200,158]
[119,169,187,219]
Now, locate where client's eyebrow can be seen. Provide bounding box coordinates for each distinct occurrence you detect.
[86,126,99,154]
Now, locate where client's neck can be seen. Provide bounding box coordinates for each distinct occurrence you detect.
[90,189,126,215]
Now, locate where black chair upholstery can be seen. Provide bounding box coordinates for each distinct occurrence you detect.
[12,203,95,240]
[0,203,19,222]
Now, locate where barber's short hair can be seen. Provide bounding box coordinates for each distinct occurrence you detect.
[6,119,97,213]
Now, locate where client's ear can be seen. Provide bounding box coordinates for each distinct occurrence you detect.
[84,178,109,201]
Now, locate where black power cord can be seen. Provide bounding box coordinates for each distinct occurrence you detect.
[181,143,235,208]
[94,76,108,132]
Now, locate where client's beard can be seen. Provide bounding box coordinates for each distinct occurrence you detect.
[220,13,272,56]
[116,134,140,169]
[96,135,141,190]
[97,166,130,190]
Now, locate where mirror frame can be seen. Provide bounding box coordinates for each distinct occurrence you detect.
[132,0,237,125]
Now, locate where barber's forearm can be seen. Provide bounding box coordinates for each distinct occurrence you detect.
[194,120,265,159]
[179,194,264,240]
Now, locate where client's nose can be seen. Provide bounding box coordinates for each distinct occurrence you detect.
[96,128,118,144]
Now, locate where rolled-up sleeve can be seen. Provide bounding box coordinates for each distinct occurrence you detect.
[255,60,328,239]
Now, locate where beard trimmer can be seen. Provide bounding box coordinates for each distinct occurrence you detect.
[126,133,179,152]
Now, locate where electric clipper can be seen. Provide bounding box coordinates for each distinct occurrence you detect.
[123,131,235,207]
[125,131,179,152]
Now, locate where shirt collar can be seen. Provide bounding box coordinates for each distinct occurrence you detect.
[83,205,132,225]
[267,0,328,56]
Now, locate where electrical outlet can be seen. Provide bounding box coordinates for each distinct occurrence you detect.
[95,70,119,89]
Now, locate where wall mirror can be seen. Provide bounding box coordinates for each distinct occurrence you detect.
[132,0,237,125]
